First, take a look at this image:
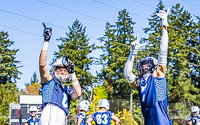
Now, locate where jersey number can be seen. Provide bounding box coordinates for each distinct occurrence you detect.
[96,114,108,124]
[62,93,68,108]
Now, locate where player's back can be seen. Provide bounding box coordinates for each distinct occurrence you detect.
[90,111,114,125]
[76,112,87,125]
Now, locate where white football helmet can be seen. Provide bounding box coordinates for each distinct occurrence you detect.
[29,106,37,116]
[78,100,90,112]
[98,99,110,110]
[52,57,71,83]
[191,106,199,117]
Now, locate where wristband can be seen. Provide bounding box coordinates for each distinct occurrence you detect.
[42,41,49,50]
[72,80,79,86]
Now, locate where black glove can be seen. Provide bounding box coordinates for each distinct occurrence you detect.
[62,56,75,73]
[43,22,52,41]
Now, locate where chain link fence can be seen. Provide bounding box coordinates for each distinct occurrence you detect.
[6,100,194,125]
[67,99,193,125]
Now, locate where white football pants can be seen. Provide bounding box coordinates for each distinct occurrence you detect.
[39,103,66,125]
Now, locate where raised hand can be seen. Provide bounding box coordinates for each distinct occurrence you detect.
[43,22,52,41]
[131,34,140,55]
[62,56,75,73]
[157,8,169,26]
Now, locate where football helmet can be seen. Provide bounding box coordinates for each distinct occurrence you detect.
[78,100,90,112]
[137,57,158,78]
[98,99,110,110]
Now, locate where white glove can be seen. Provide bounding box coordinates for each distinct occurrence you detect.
[131,34,140,55]
[157,8,169,26]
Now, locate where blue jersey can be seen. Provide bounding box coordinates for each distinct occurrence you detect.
[138,74,172,125]
[76,112,87,125]
[90,111,114,125]
[25,115,40,125]
[41,77,73,114]
[188,116,200,125]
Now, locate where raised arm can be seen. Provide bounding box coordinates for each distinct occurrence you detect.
[39,23,52,84]
[70,72,82,101]
[154,8,169,78]
[123,35,140,90]
[62,58,81,101]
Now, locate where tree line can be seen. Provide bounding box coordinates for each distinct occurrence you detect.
[0,0,200,124]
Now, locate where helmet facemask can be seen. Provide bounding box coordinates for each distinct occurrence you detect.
[30,111,37,117]
[54,67,71,83]
[52,57,73,83]
[137,57,157,78]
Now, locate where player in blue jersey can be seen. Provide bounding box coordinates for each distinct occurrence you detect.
[76,100,90,125]
[39,23,82,125]
[123,8,172,125]
[24,106,40,125]
[86,99,120,125]
[188,106,200,125]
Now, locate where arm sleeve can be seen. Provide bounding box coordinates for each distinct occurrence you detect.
[158,30,168,65]
[123,52,137,83]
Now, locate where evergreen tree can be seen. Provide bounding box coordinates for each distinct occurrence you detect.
[54,19,96,89]
[0,31,22,84]
[143,1,199,103]
[0,31,21,115]
[98,9,136,99]
[54,20,96,120]
[30,72,39,85]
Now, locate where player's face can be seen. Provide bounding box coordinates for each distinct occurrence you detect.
[30,111,36,116]
[55,67,69,76]
[142,65,149,69]
[193,112,198,116]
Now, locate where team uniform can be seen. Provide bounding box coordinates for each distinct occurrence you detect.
[40,23,81,125]
[188,116,200,125]
[138,73,171,124]
[123,8,171,125]
[25,115,40,125]
[90,111,114,125]
[39,77,73,125]
[76,112,87,125]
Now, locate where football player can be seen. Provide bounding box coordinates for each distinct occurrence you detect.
[86,99,120,125]
[76,100,90,125]
[188,106,200,125]
[39,23,82,125]
[123,8,172,125]
[24,106,40,125]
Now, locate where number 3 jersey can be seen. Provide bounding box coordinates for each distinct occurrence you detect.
[76,112,87,125]
[90,111,114,125]
[41,77,73,114]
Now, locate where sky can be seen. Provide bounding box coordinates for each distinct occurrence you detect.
[0,0,200,89]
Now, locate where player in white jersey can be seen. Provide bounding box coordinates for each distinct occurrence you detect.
[86,99,120,125]
[39,23,82,125]
[188,106,200,125]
